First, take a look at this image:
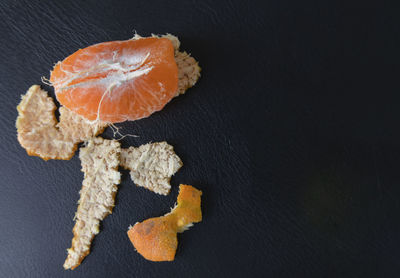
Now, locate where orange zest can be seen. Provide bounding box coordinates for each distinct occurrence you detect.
[127,184,202,261]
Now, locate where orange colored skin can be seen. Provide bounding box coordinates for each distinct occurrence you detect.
[50,38,178,123]
[128,217,178,261]
[127,185,202,262]
[175,185,202,231]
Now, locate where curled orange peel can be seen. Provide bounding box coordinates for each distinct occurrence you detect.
[127,184,202,261]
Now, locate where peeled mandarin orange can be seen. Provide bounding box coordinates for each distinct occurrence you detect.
[50,37,178,123]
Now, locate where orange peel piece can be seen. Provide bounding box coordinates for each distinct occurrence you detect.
[175,51,201,96]
[120,142,183,195]
[64,137,121,270]
[57,106,108,143]
[16,85,107,160]
[155,34,201,96]
[127,184,202,261]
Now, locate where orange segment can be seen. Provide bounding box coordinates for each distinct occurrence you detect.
[50,37,178,123]
[127,185,202,262]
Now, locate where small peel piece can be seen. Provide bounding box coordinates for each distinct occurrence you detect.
[64,137,121,270]
[16,85,107,160]
[127,184,202,262]
[161,34,201,96]
[57,106,108,143]
[120,142,183,195]
[175,51,201,96]
[144,34,201,96]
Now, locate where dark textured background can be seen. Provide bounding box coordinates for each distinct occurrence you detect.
[1,1,399,277]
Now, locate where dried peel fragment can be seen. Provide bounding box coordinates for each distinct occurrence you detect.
[64,137,121,270]
[16,85,75,160]
[16,85,107,160]
[120,142,183,195]
[147,34,201,96]
[127,184,202,262]
[57,106,108,143]
[175,51,201,96]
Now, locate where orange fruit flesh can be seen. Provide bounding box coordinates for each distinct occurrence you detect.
[50,37,178,123]
[127,185,202,261]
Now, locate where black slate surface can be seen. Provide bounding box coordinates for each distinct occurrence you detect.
[1,1,400,277]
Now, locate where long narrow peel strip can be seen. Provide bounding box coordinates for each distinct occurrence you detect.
[64,137,121,270]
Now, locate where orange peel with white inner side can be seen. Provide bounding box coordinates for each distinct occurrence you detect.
[127,184,202,261]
